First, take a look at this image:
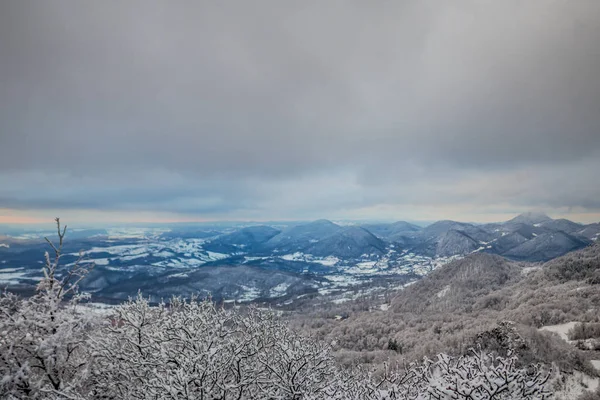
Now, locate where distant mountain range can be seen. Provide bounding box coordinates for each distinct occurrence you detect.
[204,212,597,262]
[0,212,598,303]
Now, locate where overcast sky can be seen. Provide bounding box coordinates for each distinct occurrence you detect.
[1,1,600,224]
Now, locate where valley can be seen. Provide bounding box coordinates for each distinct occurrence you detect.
[1,212,597,306]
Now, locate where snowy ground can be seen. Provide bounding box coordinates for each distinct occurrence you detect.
[72,239,229,269]
[539,321,579,342]
[539,322,600,398]
[0,267,28,285]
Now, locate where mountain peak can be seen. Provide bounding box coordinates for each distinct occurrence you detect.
[508,211,552,225]
[310,219,337,226]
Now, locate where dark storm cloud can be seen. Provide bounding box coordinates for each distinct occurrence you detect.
[1,0,600,220]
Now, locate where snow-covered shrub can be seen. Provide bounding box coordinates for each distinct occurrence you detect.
[0,218,94,399]
[87,294,342,399]
[568,322,600,341]
[375,350,552,400]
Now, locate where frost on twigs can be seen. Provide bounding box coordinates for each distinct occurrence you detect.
[371,349,552,400]
[0,218,94,399]
[87,294,553,399]
[88,293,341,399]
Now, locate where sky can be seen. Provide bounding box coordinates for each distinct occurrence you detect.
[1,1,600,224]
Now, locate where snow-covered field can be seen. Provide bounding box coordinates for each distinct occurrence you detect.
[539,321,579,342]
[106,227,170,239]
[0,267,28,284]
[74,239,228,268]
[281,252,339,266]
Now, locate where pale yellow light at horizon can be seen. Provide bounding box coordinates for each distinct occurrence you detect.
[2,207,600,225]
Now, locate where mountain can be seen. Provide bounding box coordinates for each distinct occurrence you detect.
[206,226,281,252]
[576,222,600,241]
[392,253,521,313]
[315,242,600,390]
[489,231,529,254]
[409,221,492,257]
[434,230,480,257]
[543,241,600,282]
[500,222,545,239]
[360,221,421,242]
[421,220,492,243]
[264,219,342,253]
[505,211,553,226]
[305,226,387,258]
[502,231,590,261]
[3,214,599,304]
[421,220,474,239]
[538,218,583,234]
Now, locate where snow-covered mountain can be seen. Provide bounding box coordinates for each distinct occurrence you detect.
[1,213,597,304]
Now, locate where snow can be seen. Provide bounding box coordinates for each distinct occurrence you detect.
[345,261,379,274]
[538,322,600,397]
[106,227,170,239]
[75,302,115,315]
[154,251,175,258]
[269,283,290,298]
[379,303,389,311]
[436,285,451,298]
[281,252,339,266]
[539,321,578,342]
[206,251,228,260]
[0,267,24,273]
[318,274,365,295]
[13,232,52,240]
[0,268,29,284]
[282,252,307,262]
[325,274,362,286]
[79,239,225,270]
[244,256,267,262]
[120,253,149,261]
[83,244,150,256]
[555,371,599,399]
[313,256,339,266]
[331,298,350,304]
[521,266,541,275]
[237,286,261,302]
[169,272,190,278]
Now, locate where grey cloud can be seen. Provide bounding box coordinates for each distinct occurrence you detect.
[1,1,600,220]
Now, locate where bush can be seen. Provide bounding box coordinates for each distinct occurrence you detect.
[88,294,342,399]
[569,322,600,341]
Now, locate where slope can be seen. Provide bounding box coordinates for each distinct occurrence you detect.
[305,226,387,258]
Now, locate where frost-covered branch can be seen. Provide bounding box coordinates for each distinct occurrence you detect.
[0,218,95,399]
